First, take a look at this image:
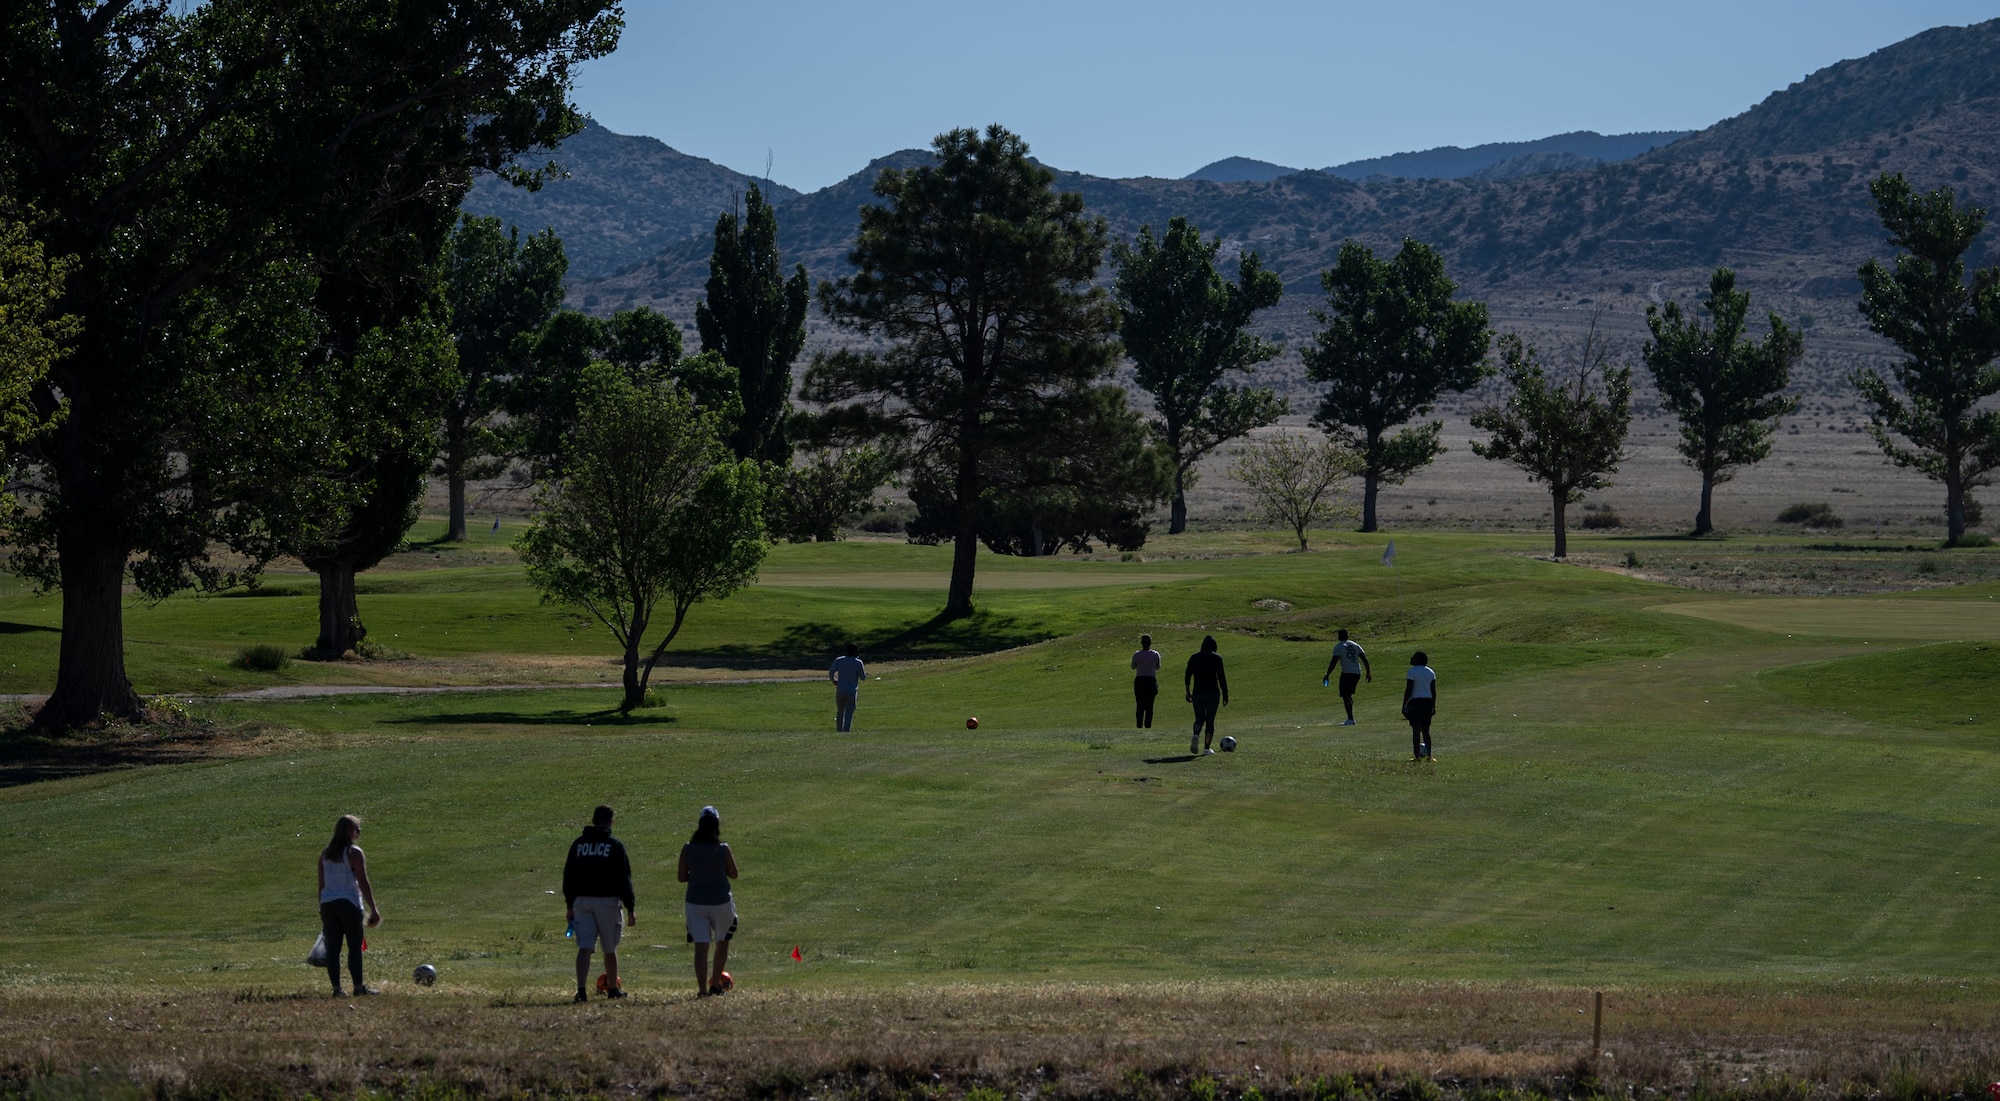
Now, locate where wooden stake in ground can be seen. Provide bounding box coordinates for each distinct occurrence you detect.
[1592,990,1604,1056]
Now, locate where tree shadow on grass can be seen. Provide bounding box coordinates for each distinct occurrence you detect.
[691,608,1050,668]
[383,707,677,728]
[0,620,58,635]
[0,721,234,788]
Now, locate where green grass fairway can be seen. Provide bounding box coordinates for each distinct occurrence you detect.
[5,532,2000,1005]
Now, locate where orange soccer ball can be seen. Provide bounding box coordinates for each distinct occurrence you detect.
[965,717,979,730]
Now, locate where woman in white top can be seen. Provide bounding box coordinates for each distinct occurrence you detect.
[317,813,382,996]
[1130,634,1163,729]
[1402,651,1438,761]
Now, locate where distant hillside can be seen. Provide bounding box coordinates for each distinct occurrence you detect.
[1322,130,1694,180]
[1654,19,2000,161]
[463,120,800,280]
[1185,157,1301,183]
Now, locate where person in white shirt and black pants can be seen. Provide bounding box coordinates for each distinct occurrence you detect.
[1403,651,1438,762]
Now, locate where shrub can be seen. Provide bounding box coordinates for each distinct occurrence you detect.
[235,644,290,672]
[1580,509,1622,529]
[1778,502,1842,528]
[1624,550,1641,568]
[1953,533,1994,548]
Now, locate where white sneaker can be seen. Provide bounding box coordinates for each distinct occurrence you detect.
[1340,719,1356,726]
[1205,747,1216,755]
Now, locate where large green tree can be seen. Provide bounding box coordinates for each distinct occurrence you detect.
[697,182,809,464]
[1305,239,1492,532]
[1114,217,1286,534]
[1852,173,2000,545]
[516,366,766,714]
[1471,329,1634,559]
[803,125,1118,618]
[1643,268,1804,537]
[0,0,621,728]
[441,215,568,539]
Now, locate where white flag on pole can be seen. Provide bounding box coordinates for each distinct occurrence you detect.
[1381,540,1396,567]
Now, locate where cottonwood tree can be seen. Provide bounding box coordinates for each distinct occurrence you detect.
[1114,217,1286,534]
[516,367,766,714]
[697,183,810,463]
[511,306,741,477]
[764,444,893,543]
[441,216,568,539]
[1471,328,1634,558]
[1852,173,2000,545]
[0,0,620,728]
[1305,239,1491,532]
[1643,268,1803,536]
[804,125,1118,617]
[1229,432,1362,551]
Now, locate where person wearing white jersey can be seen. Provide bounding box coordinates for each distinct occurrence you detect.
[829,643,866,732]
[316,813,381,996]
[1130,634,1162,729]
[1320,628,1372,725]
[1402,650,1438,761]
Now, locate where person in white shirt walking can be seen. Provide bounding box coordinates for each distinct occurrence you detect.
[1320,628,1372,725]
[1130,634,1162,728]
[1402,651,1439,761]
[829,643,866,732]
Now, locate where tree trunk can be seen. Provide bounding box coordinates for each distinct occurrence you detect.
[39,537,142,729]
[1552,493,1570,559]
[1945,471,1965,545]
[620,632,645,713]
[447,473,468,542]
[1169,466,1189,535]
[943,446,980,619]
[1359,471,1380,533]
[1693,470,1716,537]
[310,563,365,658]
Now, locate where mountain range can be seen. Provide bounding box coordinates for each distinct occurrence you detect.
[1183,130,1696,184]
[463,18,2000,408]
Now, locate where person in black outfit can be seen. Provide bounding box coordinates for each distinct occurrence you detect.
[1183,634,1229,755]
[563,804,636,1002]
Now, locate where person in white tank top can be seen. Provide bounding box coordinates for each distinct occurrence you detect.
[316,814,381,996]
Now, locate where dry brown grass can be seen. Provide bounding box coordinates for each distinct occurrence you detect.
[7,980,2000,1100]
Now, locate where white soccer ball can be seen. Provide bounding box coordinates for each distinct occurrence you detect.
[413,963,438,986]
[1220,736,1237,752]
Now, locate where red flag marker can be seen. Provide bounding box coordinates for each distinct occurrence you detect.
[790,945,803,961]
[1985,1084,1999,1101]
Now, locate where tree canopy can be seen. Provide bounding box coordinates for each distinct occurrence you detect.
[1643,268,1803,536]
[1304,238,1492,533]
[1852,173,2000,545]
[803,124,1119,617]
[1471,328,1634,559]
[1114,217,1286,534]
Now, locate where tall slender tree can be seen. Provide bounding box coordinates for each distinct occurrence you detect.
[1305,239,1491,532]
[1643,268,1804,536]
[1471,327,1634,559]
[1114,217,1286,534]
[0,0,621,728]
[440,216,568,540]
[697,183,809,464]
[804,125,1118,618]
[1852,173,2000,546]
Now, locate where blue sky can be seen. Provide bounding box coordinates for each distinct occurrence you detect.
[574,1,2000,192]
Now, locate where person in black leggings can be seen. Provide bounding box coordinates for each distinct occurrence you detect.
[316,814,381,996]
[1131,634,1162,729]
[1183,634,1229,755]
